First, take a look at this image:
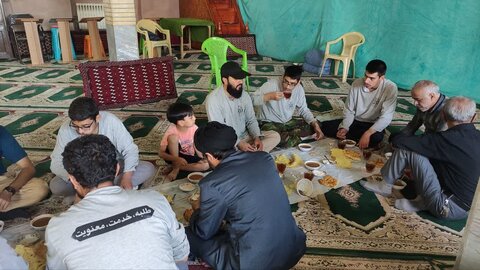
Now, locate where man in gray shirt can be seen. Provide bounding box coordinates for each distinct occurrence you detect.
[205,61,280,152]
[389,80,447,141]
[321,59,398,149]
[50,97,155,197]
[251,65,324,147]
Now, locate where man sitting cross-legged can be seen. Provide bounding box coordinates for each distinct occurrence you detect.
[389,80,447,142]
[362,97,480,220]
[0,126,48,217]
[321,59,398,149]
[251,65,324,147]
[205,61,280,152]
[183,121,306,270]
[159,102,209,181]
[50,97,155,198]
[46,134,189,269]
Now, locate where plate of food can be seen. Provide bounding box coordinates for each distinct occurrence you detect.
[318,175,339,188]
[179,182,196,192]
[344,149,362,161]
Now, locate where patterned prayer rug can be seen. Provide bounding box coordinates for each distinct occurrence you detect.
[294,182,462,264]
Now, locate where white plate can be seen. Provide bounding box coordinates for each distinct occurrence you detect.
[179,182,196,192]
[313,169,326,177]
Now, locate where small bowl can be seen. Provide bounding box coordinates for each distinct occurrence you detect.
[304,160,321,170]
[179,182,196,192]
[298,143,313,152]
[187,172,204,184]
[393,179,407,190]
[297,178,314,197]
[342,139,356,148]
[384,152,392,159]
[30,214,54,230]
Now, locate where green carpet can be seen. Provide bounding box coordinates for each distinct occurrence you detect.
[0,54,476,269]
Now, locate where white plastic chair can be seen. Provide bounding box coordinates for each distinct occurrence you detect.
[136,19,172,58]
[320,32,365,82]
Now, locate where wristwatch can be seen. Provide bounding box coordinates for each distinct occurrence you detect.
[3,186,16,195]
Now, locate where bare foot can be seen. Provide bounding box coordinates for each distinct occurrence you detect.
[162,165,174,175]
[165,167,180,182]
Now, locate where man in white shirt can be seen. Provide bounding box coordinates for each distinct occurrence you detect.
[321,59,398,149]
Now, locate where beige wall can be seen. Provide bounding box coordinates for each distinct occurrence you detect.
[138,0,179,19]
[3,0,72,28]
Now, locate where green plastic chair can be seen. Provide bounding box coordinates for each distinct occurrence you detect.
[201,37,250,91]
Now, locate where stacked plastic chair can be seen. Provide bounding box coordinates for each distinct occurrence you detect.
[201,37,249,91]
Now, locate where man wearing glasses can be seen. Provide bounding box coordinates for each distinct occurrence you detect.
[251,65,324,147]
[49,97,155,198]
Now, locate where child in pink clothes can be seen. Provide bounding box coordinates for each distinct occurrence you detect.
[159,103,209,181]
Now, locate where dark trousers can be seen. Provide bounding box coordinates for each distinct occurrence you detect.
[321,119,384,148]
[186,227,240,270]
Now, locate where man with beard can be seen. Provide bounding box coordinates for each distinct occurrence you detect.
[389,80,447,141]
[183,121,306,269]
[321,59,398,149]
[205,61,280,152]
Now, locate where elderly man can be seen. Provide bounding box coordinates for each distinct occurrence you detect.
[321,59,398,148]
[205,61,280,152]
[362,97,479,220]
[0,126,48,216]
[184,121,306,270]
[390,80,447,140]
[251,65,324,147]
[46,135,189,269]
[50,97,155,197]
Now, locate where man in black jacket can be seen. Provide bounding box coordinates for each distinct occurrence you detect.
[362,96,479,220]
[183,121,306,269]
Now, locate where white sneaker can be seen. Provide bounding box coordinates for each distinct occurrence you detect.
[394,197,427,213]
[360,180,393,197]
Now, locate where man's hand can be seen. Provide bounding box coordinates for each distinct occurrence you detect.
[358,129,374,149]
[0,190,13,210]
[191,197,200,211]
[253,137,263,151]
[264,92,284,102]
[336,128,348,140]
[120,171,134,190]
[173,157,188,167]
[311,122,325,140]
[183,208,194,222]
[237,140,256,152]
